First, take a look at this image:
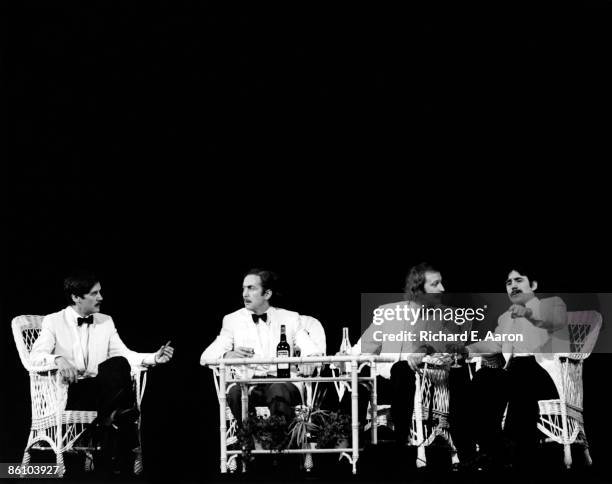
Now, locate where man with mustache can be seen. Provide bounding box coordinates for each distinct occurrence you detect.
[30,272,174,473]
[200,268,323,422]
[465,267,569,468]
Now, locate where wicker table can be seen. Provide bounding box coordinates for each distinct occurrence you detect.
[206,355,397,474]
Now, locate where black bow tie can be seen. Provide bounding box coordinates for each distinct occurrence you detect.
[252,313,268,323]
[77,315,94,326]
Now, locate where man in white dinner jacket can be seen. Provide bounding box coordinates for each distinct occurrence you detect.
[200,268,323,421]
[30,272,174,472]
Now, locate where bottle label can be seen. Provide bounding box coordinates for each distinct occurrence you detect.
[277,350,289,369]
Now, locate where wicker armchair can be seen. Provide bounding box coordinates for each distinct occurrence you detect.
[365,357,458,468]
[537,310,602,468]
[12,315,148,477]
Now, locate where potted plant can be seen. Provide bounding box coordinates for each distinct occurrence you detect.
[238,413,290,461]
[288,406,330,447]
[311,411,351,449]
[288,406,332,471]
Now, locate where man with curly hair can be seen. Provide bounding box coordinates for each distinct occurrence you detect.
[351,262,463,448]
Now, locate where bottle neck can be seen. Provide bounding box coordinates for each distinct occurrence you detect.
[341,328,350,344]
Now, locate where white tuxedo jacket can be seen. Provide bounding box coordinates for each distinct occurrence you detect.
[30,307,156,376]
[200,307,320,375]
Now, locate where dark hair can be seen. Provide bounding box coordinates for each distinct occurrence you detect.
[506,266,537,285]
[64,272,100,305]
[245,268,280,299]
[404,262,439,301]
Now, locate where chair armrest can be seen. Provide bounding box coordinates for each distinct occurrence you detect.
[28,370,69,418]
[554,353,586,363]
[28,363,60,374]
[423,354,454,366]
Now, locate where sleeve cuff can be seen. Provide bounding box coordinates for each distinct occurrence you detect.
[142,353,157,366]
[529,304,541,322]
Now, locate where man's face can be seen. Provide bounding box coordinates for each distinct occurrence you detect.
[506,270,537,304]
[424,271,445,294]
[73,282,103,316]
[418,271,445,306]
[242,274,271,313]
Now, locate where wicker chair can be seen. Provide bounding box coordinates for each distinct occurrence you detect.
[12,315,148,477]
[365,357,458,468]
[537,310,602,468]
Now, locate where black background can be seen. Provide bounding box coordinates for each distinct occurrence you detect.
[4,1,612,481]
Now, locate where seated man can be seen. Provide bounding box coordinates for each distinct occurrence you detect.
[465,266,569,468]
[200,268,323,421]
[351,262,472,453]
[29,272,174,473]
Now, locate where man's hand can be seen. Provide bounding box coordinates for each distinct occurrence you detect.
[405,353,424,372]
[154,341,175,364]
[55,356,79,384]
[510,304,533,319]
[223,347,255,359]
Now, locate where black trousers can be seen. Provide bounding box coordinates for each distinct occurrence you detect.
[468,366,509,463]
[227,381,302,422]
[468,356,559,466]
[66,356,138,471]
[66,356,135,418]
[504,356,559,464]
[448,364,478,462]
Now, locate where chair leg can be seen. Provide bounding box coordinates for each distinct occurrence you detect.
[580,428,593,466]
[563,444,572,469]
[583,445,592,466]
[133,447,143,475]
[22,431,34,466]
[21,448,31,466]
[227,455,238,473]
[56,450,66,477]
[133,417,144,475]
[84,451,94,472]
[417,446,426,468]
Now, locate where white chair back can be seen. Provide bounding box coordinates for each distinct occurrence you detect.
[567,310,602,359]
[12,315,45,372]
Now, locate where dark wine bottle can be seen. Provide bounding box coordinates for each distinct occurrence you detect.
[276,324,290,378]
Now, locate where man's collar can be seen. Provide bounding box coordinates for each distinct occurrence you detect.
[246,306,274,316]
[246,307,275,323]
[66,306,81,323]
[66,306,94,324]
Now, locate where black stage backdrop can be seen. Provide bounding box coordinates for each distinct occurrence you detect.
[4,1,612,482]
